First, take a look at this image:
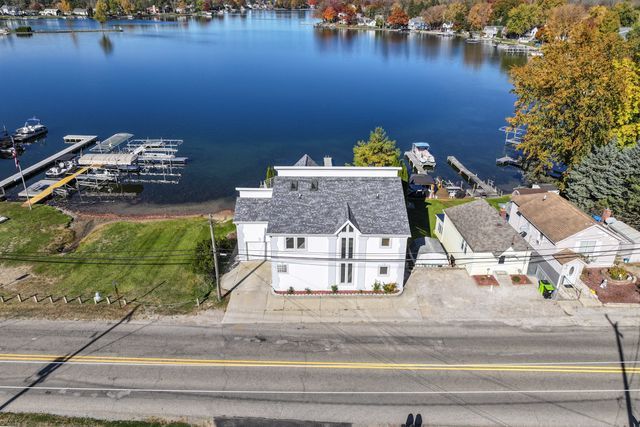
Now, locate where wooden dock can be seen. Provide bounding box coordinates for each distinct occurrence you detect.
[447,156,501,198]
[496,155,523,168]
[0,135,97,192]
[22,166,92,207]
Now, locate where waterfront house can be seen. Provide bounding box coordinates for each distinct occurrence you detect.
[518,26,538,43]
[357,16,376,27]
[482,26,503,39]
[408,17,426,31]
[72,8,89,16]
[511,183,559,196]
[1,4,20,15]
[41,8,60,15]
[434,199,531,275]
[507,193,622,287]
[233,155,411,292]
[442,22,454,34]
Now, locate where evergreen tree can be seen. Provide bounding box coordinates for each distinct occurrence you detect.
[353,127,401,167]
[565,144,640,228]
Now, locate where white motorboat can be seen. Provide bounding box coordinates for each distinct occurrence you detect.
[45,160,76,178]
[411,142,436,167]
[13,117,48,141]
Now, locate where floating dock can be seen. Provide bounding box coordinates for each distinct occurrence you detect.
[90,133,134,153]
[22,166,92,207]
[447,156,501,198]
[0,135,97,192]
[405,150,434,174]
[496,156,523,167]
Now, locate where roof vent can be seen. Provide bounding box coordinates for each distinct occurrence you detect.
[376,193,380,199]
[298,193,302,199]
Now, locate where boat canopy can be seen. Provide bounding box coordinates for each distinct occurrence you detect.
[412,142,430,148]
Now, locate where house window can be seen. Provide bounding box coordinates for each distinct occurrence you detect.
[310,180,318,191]
[285,237,295,249]
[461,240,467,254]
[277,264,288,273]
[379,266,389,276]
[340,263,353,284]
[340,237,354,259]
[290,181,298,191]
[381,238,391,247]
[578,240,597,256]
[296,237,306,249]
[498,256,505,264]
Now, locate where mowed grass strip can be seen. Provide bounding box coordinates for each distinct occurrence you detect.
[0,412,191,427]
[0,202,235,311]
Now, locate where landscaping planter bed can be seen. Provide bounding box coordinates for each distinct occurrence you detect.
[510,274,531,285]
[472,275,499,287]
[582,268,640,304]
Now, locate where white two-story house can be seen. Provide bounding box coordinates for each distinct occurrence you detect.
[508,193,622,287]
[233,155,411,292]
[435,199,531,275]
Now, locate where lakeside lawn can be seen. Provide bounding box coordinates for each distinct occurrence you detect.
[0,202,234,314]
[407,195,511,239]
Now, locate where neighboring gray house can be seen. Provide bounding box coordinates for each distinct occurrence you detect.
[234,154,411,292]
[607,219,640,264]
[434,199,531,275]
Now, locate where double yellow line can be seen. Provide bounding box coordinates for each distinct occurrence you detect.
[0,353,637,374]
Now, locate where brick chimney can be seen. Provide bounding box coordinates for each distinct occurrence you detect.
[602,208,612,223]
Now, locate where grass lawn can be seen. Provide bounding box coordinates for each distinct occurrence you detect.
[407,196,512,238]
[0,203,74,254]
[0,412,190,427]
[0,202,235,315]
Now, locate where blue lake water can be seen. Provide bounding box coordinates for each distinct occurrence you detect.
[0,12,526,209]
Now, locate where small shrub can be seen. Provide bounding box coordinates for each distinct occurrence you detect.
[331,284,338,293]
[372,280,382,293]
[383,282,398,294]
[305,287,312,294]
[287,286,295,295]
[512,276,521,283]
[15,26,32,33]
[609,266,629,280]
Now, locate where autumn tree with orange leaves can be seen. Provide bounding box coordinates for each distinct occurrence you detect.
[323,5,337,22]
[387,4,408,28]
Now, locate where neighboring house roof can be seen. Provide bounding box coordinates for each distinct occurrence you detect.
[512,193,596,243]
[413,237,446,256]
[444,199,529,254]
[608,220,640,244]
[266,176,410,236]
[553,248,581,265]
[409,174,435,186]
[293,154,318,167]
[234,197,271,222]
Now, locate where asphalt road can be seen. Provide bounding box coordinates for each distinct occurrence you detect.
[0,313,639,426]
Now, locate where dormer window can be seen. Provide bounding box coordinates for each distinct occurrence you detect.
[310,180,318,191]
[290,181,298,191]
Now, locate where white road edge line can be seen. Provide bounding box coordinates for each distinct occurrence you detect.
[0,385,637,395]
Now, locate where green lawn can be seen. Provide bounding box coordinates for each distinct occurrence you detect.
[0,412,190,427]
[0,202,235,312]
[0,203,74,254]
[407,196,511,238]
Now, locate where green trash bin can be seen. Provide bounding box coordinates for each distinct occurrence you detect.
[538,280,555,299]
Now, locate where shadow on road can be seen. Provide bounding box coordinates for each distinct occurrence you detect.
[0,305,139,411]
[605,314,639,427]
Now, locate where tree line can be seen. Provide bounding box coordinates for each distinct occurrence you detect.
[317,0,638,37]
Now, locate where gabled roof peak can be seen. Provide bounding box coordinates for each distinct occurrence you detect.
[293,154,318,167]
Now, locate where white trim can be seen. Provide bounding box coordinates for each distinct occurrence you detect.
[275,166,400,178]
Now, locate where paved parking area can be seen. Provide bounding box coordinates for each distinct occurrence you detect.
[221,262,570,324]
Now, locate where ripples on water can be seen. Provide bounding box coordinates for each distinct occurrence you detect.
[0,12,526,205]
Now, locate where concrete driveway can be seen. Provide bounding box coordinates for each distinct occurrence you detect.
[222,262,569,325]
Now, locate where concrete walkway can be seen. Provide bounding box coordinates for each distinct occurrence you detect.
[222,262,640,327]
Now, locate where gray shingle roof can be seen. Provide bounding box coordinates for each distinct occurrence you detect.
[444,199,529,254]
[234,198,271,222]
[265,176,410,236]
[293,154,318,167]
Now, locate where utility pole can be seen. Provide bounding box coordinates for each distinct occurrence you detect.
[208,214,221,302]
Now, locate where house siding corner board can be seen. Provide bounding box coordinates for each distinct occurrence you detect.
[237,222,268,261]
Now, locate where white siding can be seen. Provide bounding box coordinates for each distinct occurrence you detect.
[439,213,530,275]
[270,232,407,292]
[236,222,268,261]
[558,226,620,267]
